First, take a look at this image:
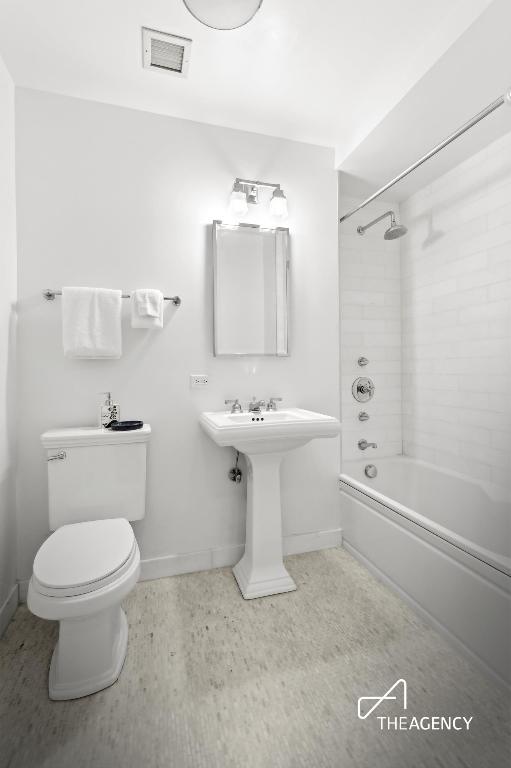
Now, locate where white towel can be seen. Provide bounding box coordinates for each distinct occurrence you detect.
[130,289,164,329]
[62,287,122,358]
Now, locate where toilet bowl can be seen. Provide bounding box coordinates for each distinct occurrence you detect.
[28,518,140,700]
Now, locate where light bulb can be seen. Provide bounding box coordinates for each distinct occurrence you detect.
[269,188,288,218]
[228,183,248,218]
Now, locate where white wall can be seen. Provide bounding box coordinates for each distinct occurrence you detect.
[0,53,18,630]
[400,129,511,488]
[339,193,402,461]
[15,88,340,582]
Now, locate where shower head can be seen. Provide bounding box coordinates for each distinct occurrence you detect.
[384,219,408,240]
[357,210,407,240]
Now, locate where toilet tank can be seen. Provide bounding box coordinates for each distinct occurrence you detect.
[41,425,151,530]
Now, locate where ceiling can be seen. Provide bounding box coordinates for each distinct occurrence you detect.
[339,0,511,203]
[0,0,495,166]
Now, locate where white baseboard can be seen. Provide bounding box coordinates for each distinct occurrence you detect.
[343,541,509,692]
[18,579,29,604]
[139,544,243,582]
[140,527,343,583]
[17,529,343,602]
[0,584,19,637]
[283,527,342,556]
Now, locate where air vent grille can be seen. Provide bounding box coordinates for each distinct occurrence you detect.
[142,28,192,77]
[151,38,185,72]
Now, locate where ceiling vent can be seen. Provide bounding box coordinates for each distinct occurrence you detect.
[142,28,192,77]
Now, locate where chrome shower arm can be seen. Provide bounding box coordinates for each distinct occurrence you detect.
[357,210,395,235]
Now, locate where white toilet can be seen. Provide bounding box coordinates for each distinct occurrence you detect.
[28,424,151,700]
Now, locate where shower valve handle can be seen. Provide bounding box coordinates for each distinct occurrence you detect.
[352,377,375,403]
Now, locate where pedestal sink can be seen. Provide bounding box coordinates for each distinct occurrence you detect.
[199,408,341,599]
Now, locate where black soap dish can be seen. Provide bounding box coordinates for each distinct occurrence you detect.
[107,420,144,431]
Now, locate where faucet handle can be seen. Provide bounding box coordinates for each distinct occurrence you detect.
[225,399,242,414]
[267,397,283,411]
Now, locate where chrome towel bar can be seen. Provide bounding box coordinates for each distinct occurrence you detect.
[42,289,181,306]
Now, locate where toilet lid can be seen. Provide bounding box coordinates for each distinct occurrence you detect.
[33,519,136,589]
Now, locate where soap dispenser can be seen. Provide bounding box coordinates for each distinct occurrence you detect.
[99,392,120,428]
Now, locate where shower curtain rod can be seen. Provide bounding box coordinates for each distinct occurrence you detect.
[339,88,511,223]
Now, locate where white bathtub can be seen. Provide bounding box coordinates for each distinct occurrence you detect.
[339,456,511,685]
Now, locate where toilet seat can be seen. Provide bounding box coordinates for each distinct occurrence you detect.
[32,519,137,598]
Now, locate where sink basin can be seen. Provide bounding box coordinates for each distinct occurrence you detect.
[200,407,340,454]
[200,407,341,599]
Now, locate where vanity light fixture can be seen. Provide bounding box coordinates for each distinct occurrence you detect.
[183,0,263,31]
[228,178,288,220]
[228,180,249,218]
[269,187,288,219]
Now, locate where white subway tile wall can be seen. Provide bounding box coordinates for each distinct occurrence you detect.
[339,197,403,461]
[400,129,511,488]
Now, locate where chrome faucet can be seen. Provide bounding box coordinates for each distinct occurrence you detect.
[248,398,266,414]
[267,397,283,411]
[225,399,242,414]
[358,439,377,450]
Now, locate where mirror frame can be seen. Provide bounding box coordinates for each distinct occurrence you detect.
[212,220,290,357]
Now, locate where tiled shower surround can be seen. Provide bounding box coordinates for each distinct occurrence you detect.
[340,128,511,487]
[339,197,402,462]
[401,130,511,488]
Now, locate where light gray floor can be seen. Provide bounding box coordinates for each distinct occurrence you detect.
[0,548,509,768]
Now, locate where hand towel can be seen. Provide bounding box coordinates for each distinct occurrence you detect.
[130,288,164,329]
[62,287,122,358]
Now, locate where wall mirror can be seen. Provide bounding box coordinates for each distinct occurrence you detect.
[213,221,289,356]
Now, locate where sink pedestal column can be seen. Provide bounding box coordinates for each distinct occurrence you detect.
[233,451,296,599]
